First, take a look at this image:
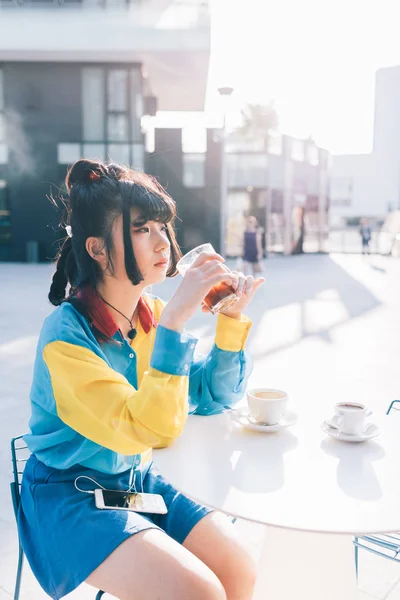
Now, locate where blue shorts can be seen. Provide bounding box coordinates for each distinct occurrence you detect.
[18,455,212,599]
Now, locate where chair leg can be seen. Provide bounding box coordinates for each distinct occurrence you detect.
[95,591,105,599]
[14,543,24,600]
[386,400,400,415]
[354,537,359,581]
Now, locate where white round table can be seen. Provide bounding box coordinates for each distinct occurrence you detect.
[153,410,400,600]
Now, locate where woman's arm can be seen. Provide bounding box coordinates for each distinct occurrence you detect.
[188,313,253,415]
[43,324,197,455]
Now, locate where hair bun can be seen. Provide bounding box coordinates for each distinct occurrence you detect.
[65,159,105,192]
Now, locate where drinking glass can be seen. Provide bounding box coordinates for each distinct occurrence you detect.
[176,243,238,314]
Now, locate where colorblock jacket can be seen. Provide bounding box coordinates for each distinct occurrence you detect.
[25,287,253,474]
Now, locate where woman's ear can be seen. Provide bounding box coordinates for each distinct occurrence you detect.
[85,237,107,266]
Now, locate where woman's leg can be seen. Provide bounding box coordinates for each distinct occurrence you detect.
[86,528,226,600]
[183,512,257,600]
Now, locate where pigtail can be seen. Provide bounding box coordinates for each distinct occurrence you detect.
[48,238,73,306]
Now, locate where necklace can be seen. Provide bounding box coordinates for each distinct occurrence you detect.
[100,296,137,340]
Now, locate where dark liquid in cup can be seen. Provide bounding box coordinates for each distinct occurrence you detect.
[202,281,237,314]
[338,403,363,410]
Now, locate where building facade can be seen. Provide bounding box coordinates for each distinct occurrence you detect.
[0,0,210,261]
[146,129,330,257]
[330,65,400,224]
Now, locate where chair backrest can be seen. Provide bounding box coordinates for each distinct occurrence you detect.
[387,400,400,416]
[10,435,31,519]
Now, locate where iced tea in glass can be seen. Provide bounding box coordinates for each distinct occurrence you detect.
[177,243,238,314]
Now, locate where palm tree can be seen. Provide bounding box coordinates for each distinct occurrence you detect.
[238,102,278,150]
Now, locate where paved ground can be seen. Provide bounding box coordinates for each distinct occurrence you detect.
[1,253,400,599]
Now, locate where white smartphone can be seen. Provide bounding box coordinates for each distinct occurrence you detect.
[94,488,168,514]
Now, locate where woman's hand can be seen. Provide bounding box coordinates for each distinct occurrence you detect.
[211,272,264,319]
[160,252,234,332]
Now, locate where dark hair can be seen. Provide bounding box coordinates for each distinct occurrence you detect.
[48,159,181,306]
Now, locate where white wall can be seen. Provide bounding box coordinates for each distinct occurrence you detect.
[331,153,397,220]
[374,66,400,159]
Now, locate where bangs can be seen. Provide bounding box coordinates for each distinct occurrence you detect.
[133,191,175,224]
[119,180,176,225]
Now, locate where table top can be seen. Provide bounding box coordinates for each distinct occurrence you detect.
[153,409,400,535]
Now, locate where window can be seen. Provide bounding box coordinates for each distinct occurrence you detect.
[183,154,205,187]
[58,144,81,164]
[267,132,282,155]
[108,144,130,165]
[291,139,305,162]
[0,180,11,254]
[0,69,3,112]
[182,127,207,153]
[0,144,8,165]
[107,70,128,112]
[330,177,352,207]
[130,68,143,142]
[0,69,6,164]
[331,198,352,207]
[82,68,105,142]
[83,144,106,161]
[0,114,4,142]
[107,114,129,142]
[227,153,268,187]
[307,144,319,166]
[0,180,8,210]
[132,144,144,170]
[80,66,145,164]
[182,128,207,187]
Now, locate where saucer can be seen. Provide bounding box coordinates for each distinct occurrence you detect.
[230,408,298,433]
[321,421,380,443]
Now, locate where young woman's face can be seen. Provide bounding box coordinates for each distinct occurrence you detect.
[247,217,257,230]
[110,208,171,285]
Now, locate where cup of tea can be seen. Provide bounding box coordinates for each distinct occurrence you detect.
[176,243,239,314]
[246,388,289,425]
[331,402,372,435]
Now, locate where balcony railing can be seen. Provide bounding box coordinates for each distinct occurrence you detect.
[0,0,209,13]
[0,0,210,28]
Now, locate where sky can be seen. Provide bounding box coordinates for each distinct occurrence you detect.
[204,0,400,155]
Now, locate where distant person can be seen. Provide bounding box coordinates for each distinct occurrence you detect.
[242,216,264,276]
[359,219,372,254]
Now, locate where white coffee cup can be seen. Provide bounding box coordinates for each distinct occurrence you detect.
[247,388,288,425]
[330,402,372,435]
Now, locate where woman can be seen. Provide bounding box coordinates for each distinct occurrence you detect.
[18,160,264,600]
[242,216,263,276]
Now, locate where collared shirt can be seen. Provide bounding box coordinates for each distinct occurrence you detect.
[25,288,253,474]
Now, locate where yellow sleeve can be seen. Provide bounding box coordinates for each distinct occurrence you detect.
[214,313,252,352]
[43,340,189,455]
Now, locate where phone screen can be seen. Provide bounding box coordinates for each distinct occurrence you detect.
[103,490,145,510]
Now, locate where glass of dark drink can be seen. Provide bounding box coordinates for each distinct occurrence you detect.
[177,243,239,314]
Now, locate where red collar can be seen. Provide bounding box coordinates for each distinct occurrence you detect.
[77,286,157,338]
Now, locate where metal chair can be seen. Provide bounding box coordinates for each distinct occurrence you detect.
[354,400,400,576]
[10,435,105,600]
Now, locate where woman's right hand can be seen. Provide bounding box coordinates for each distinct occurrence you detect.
[159,252,234,332]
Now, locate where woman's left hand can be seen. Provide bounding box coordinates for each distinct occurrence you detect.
[201,271,265,318]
